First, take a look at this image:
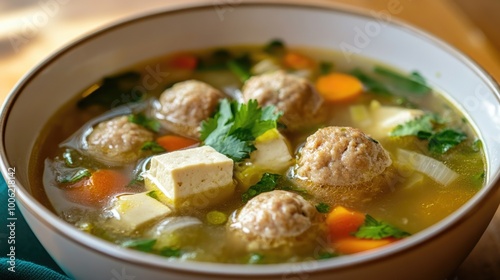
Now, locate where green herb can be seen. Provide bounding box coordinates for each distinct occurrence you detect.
[248,253,264,264]
[227,53,252,82]
[57,168,91,184]
[201,99,282,161]
[374,66,431,95]
[196,49,232,71]
[428,129,467,154]
[390,113,437,137]
[354,215,410,240]
[159,247,182,258]
[473,171,485,182]
[472,139,483,152]
[317,252,338,260]
[77,71,142,109]
[315,202,331,213]
[141,141,166,153]
[263,39,285,56]
[146,190,159,200]
[319,61,333,75]
[351,68,392,96]
[128,113,161,132]
[122,239,157,252]
[242,173,281,202]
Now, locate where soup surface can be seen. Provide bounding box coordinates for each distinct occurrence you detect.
[31,40,485,264]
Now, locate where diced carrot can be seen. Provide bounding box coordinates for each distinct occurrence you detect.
[156,135,198,152]
[169,53,198,70]
[326,206,366,240]
[315,73,364,102]
[334,236,397,254]
[283,52,315,69]
[64,169,129,207]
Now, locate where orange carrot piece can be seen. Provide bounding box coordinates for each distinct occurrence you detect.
[283,52,315,69]
[156,135,198,152]
[334,236,397,254]
[326,206,366,240]
[315,73,364,102]
[65,169,128,207]
[169,53,198,70]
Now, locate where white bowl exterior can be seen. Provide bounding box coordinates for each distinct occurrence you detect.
[2,3,500,280]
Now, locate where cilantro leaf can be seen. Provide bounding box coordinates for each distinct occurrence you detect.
[374,66,431,95]
[122,239,157,252]
[351,68,392,96]
[428,129,467,154]
[159,247,182,258]
[317,252,338,260]
[201,99,281,162]
[141,141,166,153]
[315,202,331,214]
[242,173,281,202]
[319,61,333,75]
[263,39,285,56]
[354,215,410,240]
[128,113,161,132]
[390,113,437,137]
[56,168,91,184]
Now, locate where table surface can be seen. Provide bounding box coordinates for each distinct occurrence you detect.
[1,0,499,279]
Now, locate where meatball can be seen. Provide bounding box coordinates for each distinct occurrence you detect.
[86,115,153,165]
[229,190,320,251]
[296,126,394,206]
[154,80,223,138]
[242,71,324,131]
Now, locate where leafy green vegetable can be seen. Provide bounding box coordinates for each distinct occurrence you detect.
[315,202,331,214]
[390,114,466,154]
[319,61,333,75]
[159,247,182,258]
[141,141,166,153]
[472,139,483,152]
[128,113,161,132]
[242,173,281,202]
[317,252,338,260]
[351,68,392,96]
[196,49,232,71]
[263,39,285,56]
[146,190,159,200]
[390,113,437,137]
[227,53,252,82]
[122,239,157,252]
[57,168,91,184]
[428,129,467,154]
[201,99,282,161]
[374,66,431,95]
[354,215,410,240]
[77,71,142,109]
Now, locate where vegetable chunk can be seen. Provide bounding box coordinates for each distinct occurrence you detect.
[110,192,172,233]
[144,146,235,209]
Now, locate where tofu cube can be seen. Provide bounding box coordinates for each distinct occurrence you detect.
[111,192,172,233]
[144,146,234,209]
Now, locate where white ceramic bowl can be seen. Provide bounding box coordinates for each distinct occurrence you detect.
[2,2,500,279]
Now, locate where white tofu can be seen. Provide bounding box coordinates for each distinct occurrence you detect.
[111,192,172,233]
[144,146,234,209]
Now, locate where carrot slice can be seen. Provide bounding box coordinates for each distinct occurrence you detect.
[315,73,364,102]
[156,135,198,152]
[64,169,128,207]
[169,53,198,70]
[334,236,397,254]
[283,52,315,69]
[326,206,366,240]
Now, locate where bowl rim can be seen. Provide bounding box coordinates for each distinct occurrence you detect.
[2,0,500,276]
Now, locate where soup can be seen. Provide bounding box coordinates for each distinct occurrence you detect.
[31,40,485,264]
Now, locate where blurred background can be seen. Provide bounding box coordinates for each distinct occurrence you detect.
[0,0,499,278]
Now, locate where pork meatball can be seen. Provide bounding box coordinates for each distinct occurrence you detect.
[154,80,223,138]
[296,126,394,206]
[242,71,324,131]
[86,115,153,165]
[229,190,320,251]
